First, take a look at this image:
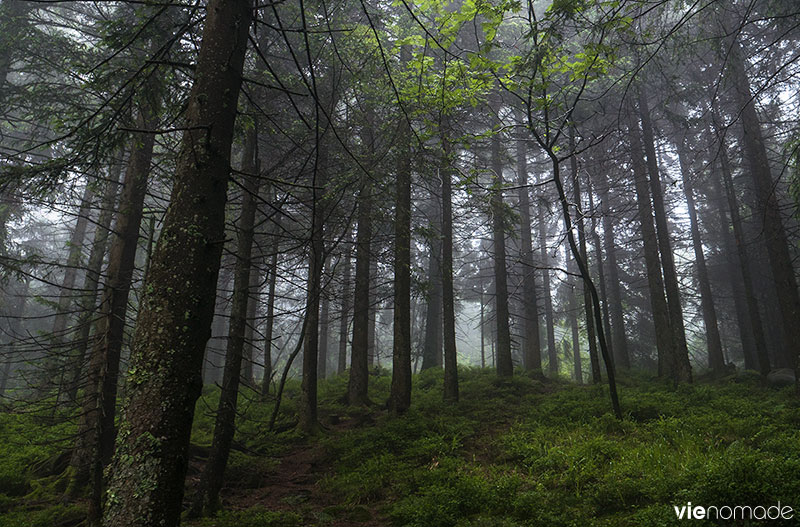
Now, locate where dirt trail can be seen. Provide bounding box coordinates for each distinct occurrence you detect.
[193,414,386,526]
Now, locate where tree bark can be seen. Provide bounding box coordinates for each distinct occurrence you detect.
[627,109,678,381]
[242,266,259,387]
[714,127,771,375]
[69,96,158,522]
[337,243,351,375]
[348,180,372,406]
[421,195,443,370]
[490,108,513,378]
[189,123,260,517]
[515,123,542,375]
[389,101,413,413]
[597,176,630,370]
[367,259,377,367]
[261,234,279,395]
[637,92,691,382]
[537,199,558,375]
[441,130,459,401]
[549,151,620,418]
[566,244,583,383]
[300,148,328,432]
[318,271,330,381]
[586,176,613,370]
[676,139,725,375]
[724,35,800,378]
[101,0,251,524]
[52,182,95,347]
[0,279,29,397]
[66,162,122,402]
[569,133,600,383]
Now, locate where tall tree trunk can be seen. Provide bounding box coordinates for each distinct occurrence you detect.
[491,109,513,378]
[627,110,677,381]
[724,36,800,378]
[597,176,630,370]
[242,266,259,387]
[569,133,600,383]
[69,96,158,521]
[480,283,486,368]
[389,103,412,414]
[101,0,251,524]
[711,172,758,370]
[713,127,771,375]
[206,266,232,385]
[337,244,351,375]
[367,259,377,367]
[52,182,95,346]
[300,142,328,432]
[0,279,29,397]
[0,0,31,105]
[676,138,725,375]
[0,358,11,397]
[548,150,621,418]
[586,176,613,369]
[348,180,372,406]
[441,130,459,402]
[189,123,260,517]
[567,244,583,384]
[67,163,122,402]
[261,235,279,395]
[515,122,542,375]
[637,92,691,382]
[318,273,330,381]
[421,195,443,370]
[537,200,558,375]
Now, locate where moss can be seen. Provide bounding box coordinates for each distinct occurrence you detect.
[4,370,800,527]
[184,507,301,527]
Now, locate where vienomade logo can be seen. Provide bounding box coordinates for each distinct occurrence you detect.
[673,502,794,521]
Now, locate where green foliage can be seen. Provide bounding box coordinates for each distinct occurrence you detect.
[315,370,800,527]
[0,411,73,499]
[188,507,302,527]
[2,370,798,527]
[0,503,86,527]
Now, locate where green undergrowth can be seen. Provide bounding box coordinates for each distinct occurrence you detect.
[2,369,800,526]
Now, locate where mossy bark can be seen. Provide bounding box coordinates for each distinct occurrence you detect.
[190,124,260,516]
[101,0,251,524]
[69,101,157,523]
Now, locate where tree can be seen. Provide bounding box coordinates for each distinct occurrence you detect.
[189,122,261,516]
[489,97,513,378]
[636,90,691,382]
[389,78,413,413]
[721,19,800,380]
[101,0,252,523]
[515,118,542,375]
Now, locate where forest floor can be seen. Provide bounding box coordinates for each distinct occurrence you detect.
[1,368,800,526]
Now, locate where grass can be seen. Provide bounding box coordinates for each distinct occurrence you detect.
[1,368,799,526]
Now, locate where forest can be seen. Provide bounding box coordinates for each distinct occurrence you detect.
[0,0,799,525]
